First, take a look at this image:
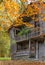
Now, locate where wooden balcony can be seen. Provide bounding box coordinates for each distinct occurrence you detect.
[15,27,45,42]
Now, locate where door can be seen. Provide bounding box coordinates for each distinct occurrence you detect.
[39,42,44,59]
[30,43,36,58]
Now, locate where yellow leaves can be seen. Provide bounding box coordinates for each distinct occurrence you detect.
[15,16,34,28]
[26,3,39,17]
[0,4,2,10]
[2,21,12,26]
[0,0,19,31]
[1,19,13,31]
[5,2,10,9]
[21,0,27,2]
[10,1,19,7]
[16,18,23,25]
[42,3,45,8]
[10,1,20,12]
[20,13,27,17]
[0,0,45,31]
[42,17,45,21]
[0,26,3,31]
[0,6,3,10]
[39,0,43,2]
[16,2,45,28]
[0,16,2,19]
[4,0,20,19]
[42,0,45,2]
[23,22,34,28]
[7,21,13,27]
[2,21,6,25]
[0,3,4,11]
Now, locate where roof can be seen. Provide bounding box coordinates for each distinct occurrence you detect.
[8,24,26,32]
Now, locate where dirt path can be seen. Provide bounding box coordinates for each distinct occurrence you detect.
[0,60,45,65]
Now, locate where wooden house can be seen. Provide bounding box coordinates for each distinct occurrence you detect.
[8,2,45,60]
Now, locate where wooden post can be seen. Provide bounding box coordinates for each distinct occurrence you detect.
[36,41,38,60]
[9,27,17,59]
[9,27,15,39]
[29,40,31,57]
[44,40,45,57]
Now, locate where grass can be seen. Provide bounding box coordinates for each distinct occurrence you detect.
[0,57,11,61]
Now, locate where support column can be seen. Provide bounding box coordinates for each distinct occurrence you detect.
[44,40,45,57]
[29,40,31,57]
[36,42,39,60]
[9,27,17,59]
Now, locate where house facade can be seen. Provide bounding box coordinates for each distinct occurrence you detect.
[9,2,45,60]
[9,24,45,60]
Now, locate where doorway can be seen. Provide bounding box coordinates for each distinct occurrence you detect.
[38,41,44,59]
[30,42,36,58]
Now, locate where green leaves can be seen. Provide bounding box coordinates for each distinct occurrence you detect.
[18,28,31,36]
[0,31,10,57]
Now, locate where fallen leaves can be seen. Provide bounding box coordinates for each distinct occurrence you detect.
[0,60,45,65]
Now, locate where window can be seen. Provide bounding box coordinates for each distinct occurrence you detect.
[17,41,29,52]
[16,30,20,35]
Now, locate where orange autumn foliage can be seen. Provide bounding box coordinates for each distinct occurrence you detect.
[4,0,20,18]
[19,2,45,22]
[0,26,3,31]
[0,0,45,31]
[21,0,28,2]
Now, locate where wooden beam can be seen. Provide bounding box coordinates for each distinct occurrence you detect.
[29,40,31,57]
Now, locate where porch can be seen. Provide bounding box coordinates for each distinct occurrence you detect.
[11,39,45,60]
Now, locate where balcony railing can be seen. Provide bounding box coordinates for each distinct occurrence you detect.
[15,27,45,42]
[15,50,29,56]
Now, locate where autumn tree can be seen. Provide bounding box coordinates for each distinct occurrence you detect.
[0,0,35,31]
[0,0,45,35]
[0,31,10,57]
[0,0,45,31]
